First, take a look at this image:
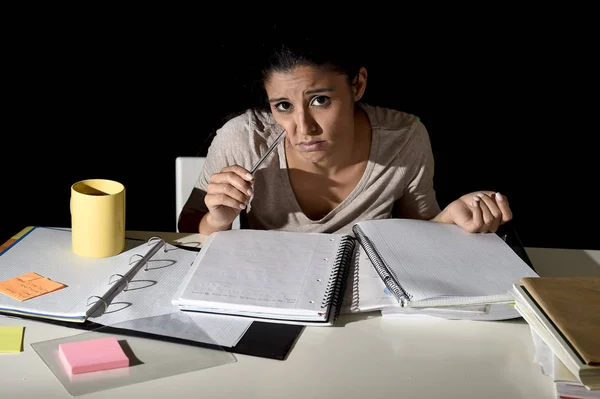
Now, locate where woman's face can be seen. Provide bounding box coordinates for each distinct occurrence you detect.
[264,65,366,164]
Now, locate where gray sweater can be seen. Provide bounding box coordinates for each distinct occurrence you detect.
[181,103,441,236]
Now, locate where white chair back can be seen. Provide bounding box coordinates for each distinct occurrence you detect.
[175,157,240,231]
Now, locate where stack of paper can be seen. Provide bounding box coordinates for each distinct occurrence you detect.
[172,229,355,326]
[531,327,600,398]
[512,276,600,391]
[350,218,538,319]
[343,235,530,321]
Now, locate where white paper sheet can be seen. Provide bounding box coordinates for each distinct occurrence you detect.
[173,230,346,320]
[354,219,538,307]
[92,243,252,347]
[0,227,252,347]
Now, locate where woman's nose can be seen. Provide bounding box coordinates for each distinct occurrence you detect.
[294,112,317,136]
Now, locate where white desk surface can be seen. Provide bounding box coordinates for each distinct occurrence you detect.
[2,230,599,399]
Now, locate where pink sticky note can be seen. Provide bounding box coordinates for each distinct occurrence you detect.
[58,337,129,374]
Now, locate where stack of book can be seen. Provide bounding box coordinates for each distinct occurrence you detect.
[511,276,600,397]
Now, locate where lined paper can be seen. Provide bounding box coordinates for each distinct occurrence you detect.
[173,229,345,318]
[354,219,538,307]
[93,244,252,347]
[344,246,398,313]
[0,227,251,347]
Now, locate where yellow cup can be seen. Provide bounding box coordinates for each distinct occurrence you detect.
[70,179,125,258]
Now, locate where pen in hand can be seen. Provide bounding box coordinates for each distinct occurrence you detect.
[237,129,286,220]
[249,130,287,174]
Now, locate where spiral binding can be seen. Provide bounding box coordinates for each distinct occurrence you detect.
[349,244,361,311]
[320,235,356,321]
[352,224,412,306]
[85,236,166,317]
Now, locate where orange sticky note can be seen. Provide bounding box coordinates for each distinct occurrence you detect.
[0,272,66,301]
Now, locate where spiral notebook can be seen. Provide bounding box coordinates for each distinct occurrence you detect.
[351,218,538,310]
[172,229,355,325]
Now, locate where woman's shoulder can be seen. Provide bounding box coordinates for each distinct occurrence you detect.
[216,107,280,143]
[360,103,423,132]
[207,107,282,168]
[361,103,430,152]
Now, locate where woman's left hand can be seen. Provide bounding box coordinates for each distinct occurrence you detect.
[435,191,513,233]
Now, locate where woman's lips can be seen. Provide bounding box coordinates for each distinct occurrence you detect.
[297,140,327,151]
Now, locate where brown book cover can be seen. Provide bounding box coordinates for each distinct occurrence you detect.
[521,276,600,366]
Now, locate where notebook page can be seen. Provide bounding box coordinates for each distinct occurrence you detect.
[356,246,400,311]
[0,227,152,319]
[344,245,398,313]
[354,219,538,306]
[381,303,521,320]
[174,229,345,316]
[93,244,252,347]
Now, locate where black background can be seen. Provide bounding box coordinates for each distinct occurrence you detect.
[2,16,597,251]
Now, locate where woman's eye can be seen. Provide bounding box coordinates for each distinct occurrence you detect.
[275,102,293,112]
[311,96,330,107]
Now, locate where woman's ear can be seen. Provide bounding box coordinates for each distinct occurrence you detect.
[352,67,368,101]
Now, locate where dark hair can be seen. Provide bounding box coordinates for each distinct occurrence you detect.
[260,38,363,87]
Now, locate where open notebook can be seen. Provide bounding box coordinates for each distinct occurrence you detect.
[350,218,538,315]
[0,227,156,323]
[0,227,254,348]
[172,229,355,325]
[0,226,307,360]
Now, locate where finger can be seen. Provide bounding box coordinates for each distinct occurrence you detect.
[494,192,513,222]
[477,193,502,232]
[474,195,493,233]
[206,182,250,208]
[465,196,484,233]
[220,165,254,182]
[205,191,247,211]
[210,170,254,198]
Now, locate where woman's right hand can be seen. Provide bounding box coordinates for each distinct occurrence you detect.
[203,165,254,230]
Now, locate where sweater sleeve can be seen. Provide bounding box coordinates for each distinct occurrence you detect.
[177,111,259,231]
[393,120,442,220]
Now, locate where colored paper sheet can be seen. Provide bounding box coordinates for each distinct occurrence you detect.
[0,272,66,301]
[0,326,25,353]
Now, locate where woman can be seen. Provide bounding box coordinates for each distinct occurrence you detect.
[178,42,512,236]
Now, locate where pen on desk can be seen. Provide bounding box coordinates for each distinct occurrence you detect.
[249,130,287,174]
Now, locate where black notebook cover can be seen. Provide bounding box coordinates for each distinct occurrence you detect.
[4,312,303,360]
[495,221,535,272]
[86,319,305,361]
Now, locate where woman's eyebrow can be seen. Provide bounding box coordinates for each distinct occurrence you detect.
[268,88,335,103]
[304,88,335,95]
[268,96,287,103]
